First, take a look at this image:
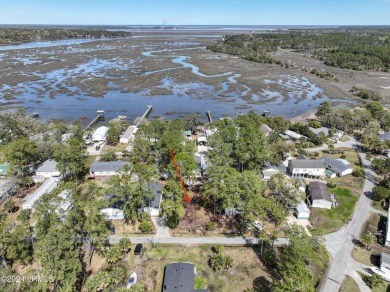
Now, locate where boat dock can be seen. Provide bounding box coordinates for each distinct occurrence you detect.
[135,105,153,127]
[84,110,105,131]
[206,110,213,123]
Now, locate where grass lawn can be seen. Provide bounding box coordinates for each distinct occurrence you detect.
[341,275,360,292]
[311,188,358,235]
[352,246,375,266]
[358,272,390,292]
[122,244,272,292]
[371,200,387,213]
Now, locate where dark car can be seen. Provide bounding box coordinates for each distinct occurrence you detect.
[134,244,143,255]
[95,145,101,151]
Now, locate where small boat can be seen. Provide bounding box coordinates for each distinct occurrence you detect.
[118,115,127,120]
[127,272,137,288]
[262,110,271,117]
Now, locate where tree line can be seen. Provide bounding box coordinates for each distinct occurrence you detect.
[0,28,131,45]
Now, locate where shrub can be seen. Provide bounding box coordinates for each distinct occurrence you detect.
[213,244,224,254]
[206,221,216,231]
[340,154,346,159]
[139,221,153,233]
[352,167,365,177]
[327,182,336,189]
[166,212,180,229]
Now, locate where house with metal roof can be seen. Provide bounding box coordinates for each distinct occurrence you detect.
[89,161,131,177]
[100,208,125,220]
[307,181,333,209]
[309,127,329,136]
[296,201,310,219]
[285,130,306,141]
[260,124,272,137]
[92,126,109,142]
[162,262,207,292]
[288,159,325,179]
[337,158,350,166]
[120,126,138,144]
[22,177,58,210]
[379,131,390,142]
[36,159,61,178]
[323,156,352,176]
[261,164,287,180]
[139,182,163,217]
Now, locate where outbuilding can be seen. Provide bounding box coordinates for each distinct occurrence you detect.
[296,201,310,220]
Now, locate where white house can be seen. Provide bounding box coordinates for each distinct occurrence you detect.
[92,126,109,142]
[296,201,310,219]
[89,161,131,177]
[308,181,333,209]
[36,159,61,178]
[22,177,58,210]
[288,159,325,179]
[285,130,306,141]
[100,208,125,220]
[139,182,163,217]
[309,127,329,136]
[262,164,287,180]
[323,156,353,176]
[120,126,138,144]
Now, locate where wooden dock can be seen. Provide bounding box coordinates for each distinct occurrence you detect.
[206,111,213,123]
[135,105,153,127]
[84,110,105,131]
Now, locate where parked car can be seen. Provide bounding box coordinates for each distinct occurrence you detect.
[95,145,101,151]
[242,220,253,231]
[253,220,264,231]
[134,244,143,255]
[109,225,115,235]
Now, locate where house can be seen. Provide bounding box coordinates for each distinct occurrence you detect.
[92,126,109,142]
[194,145,211,175]
[337,158,350,166]
[285,130,306,141]
[325,169,336,178]
[22,177,58,210]
[56,190,73,220]
[288,159,325,179]
[61,133,72,142]
[309,127,329,136]
[89,161,131,177]
[120,125,138,144]
[379,131,390,142]
[261,164,287,180]
[296,201,310,220]
[307,181,333,209]
[260,124,272,137]
[36,159,61,178]
[323,156,353,176]
[162,262,207,292]
[0,163,9,177]
[100,208,125,220]
[139,182,163,217]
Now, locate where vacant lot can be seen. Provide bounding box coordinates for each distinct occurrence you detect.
[340,275,360,292]
[311,188,358,235]
[97,244,274,292]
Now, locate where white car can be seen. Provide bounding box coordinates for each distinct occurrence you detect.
[253,220,264,231]
[127,272,137,288]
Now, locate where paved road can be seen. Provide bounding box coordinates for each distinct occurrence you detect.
[307,136,359,152]
[151,217,171,237]
[320,146,375,291]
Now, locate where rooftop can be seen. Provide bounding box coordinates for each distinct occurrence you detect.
[92,126,109,137]
[323,156,351,172]
[379,131,390,141]
[296,201,310,214]
[144,182,163,208]
[0,163,9,176]
[260,124,272,135]
[162,262,207,292]
[285,130,305,140]
[121,125,138,139]
[309,127,329,135]
[90,160,130,173]
[290,159,325,169]
[36,159,58,173]
[308,181,332,202]
[23,177,58,209]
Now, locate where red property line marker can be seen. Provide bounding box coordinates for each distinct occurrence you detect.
[169,147,190,203]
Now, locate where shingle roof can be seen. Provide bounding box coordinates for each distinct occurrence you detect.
[260,124,272,135]
[290,159,325,169]
[36,160,58,173]
[323,156,350,173]
[379,132,390,141]
[162,262,206,292]
[144,182,163,208]
[90,161,130,173]
[308,181,332,202]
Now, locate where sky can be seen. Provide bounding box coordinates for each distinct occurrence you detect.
[0,0,389,26]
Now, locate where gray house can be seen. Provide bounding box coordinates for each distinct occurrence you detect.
[89,161,131,177]
[262,164,287,180]
[323,156,352,176]
[288,159,325,179]
[139,182,163,217]
[162,262,207,292]
[308,181,333,209]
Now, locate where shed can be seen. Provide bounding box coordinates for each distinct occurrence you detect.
[296,201,310,220]
[36,159,61,178]
[308,181,333,209]
[120,126,138,144]
[325,169,336,178]
[92,126,109,142]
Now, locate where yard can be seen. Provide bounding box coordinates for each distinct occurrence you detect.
[340,275,359,292]
[90,244,274,292]
[310,188,358,235]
